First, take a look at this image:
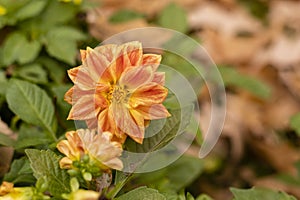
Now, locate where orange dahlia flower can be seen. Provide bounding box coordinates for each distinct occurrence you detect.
[65,41,170,144]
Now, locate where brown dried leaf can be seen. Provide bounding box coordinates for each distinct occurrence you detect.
[198,30,269,64]
[87,8,148,41]
[188,2,262,36]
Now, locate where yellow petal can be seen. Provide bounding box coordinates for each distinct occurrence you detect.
[59,157,73,169]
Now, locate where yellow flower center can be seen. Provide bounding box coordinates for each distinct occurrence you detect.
[108,85,129,104]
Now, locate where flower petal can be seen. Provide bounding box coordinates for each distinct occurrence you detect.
[115,41,142,80]
[84,47,111,82]
[111,103,144,144]
[102,158,123,171]
[142,54,162,70]
[67,94,100,120]
[119,66,154,90]
[67,66,95,90]
[86,118,98,129]
[134,104,171,120]
[129,83,168,107]
[153,72,165,85]
[94,44,118,63]
[59,157,73,169]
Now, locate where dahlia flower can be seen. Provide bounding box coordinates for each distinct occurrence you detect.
[65,41,170,144]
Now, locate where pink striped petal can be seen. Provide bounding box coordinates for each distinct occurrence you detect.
[94,44,118,63]
[111,103,144,144]
[134,104,171,120]
[84,47,110,82]
[67,66,95,90]
[67,94,99,120]
[142,54,161,70]
[119,66,154,90]
[130,83,168,107]
[152,72,165,85]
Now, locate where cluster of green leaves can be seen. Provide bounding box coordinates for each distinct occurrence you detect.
[0,1,298,199]
[0,0,89,197]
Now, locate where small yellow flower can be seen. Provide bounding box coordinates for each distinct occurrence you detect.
[63,189,100,200]
[0,5,7,16]
[57,129,123,171]
[59,0,82,5]
[0,182,49,200]
[65,41,170,144]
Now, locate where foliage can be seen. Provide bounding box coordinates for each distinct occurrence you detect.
[0,0,299,200]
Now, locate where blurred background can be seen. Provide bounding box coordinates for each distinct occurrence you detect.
[1,0,300,199]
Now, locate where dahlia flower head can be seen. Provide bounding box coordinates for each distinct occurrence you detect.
[65,41,170,144]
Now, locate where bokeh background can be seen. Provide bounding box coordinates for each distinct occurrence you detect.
[1,0,300,199]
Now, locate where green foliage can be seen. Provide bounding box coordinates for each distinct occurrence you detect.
[132,155,204,193]
[0,0,47,28]
[3,157,35,184]
[2,32,41,65]
[0,0,86,67]
[290,113,300,136]
[157,3,188,33]
[15,124,52,149]
[13,63,48,84]
[230,187,297,200]
[126,105,194,153]
[6,79,57,141]
[109,9,145,23]
[25,149,71,198]
[115,186,166,200]
[219,65,271,99]
[37,57,65,84]
[45,26,86,65]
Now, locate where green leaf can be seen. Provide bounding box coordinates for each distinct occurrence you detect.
[51,85,74,129]
[158,3,188,33]
[48,26,86,41]
[109,9,144,23]
[25,149,71,197]
[196,194,214,200]
[0,71,8,95]
[115,186,166,200]
[13,63,48,84]
[219,66,271,99]
[45,27,85,65]
[41,0,78,26]
[6,79,57,141]
[37,57,65,83]
[126,105,194,153]
[132,155,204,192]
[230,187,297,200]
[2,32,41,65]
[3,157,35,184]
[290,113,300,136]
[15,124,52,149]
[15,0,47,20]
[0,133,15,146]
